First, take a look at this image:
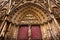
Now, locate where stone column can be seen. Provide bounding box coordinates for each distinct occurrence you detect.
[50,15,60,30]
[0,21,5,35]
[40,24,49,40]
[28,25,31,40]
[48,22,55,40]
[12,25,19,40]
[6,23,12,40]
[5,23,11,40]
[0,22,7,37]
[51,20,59,40]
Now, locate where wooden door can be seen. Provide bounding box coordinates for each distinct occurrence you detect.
[31,25,42,40]
[17,25,28,40]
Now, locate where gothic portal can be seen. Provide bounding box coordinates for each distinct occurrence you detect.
[0,0,60,40]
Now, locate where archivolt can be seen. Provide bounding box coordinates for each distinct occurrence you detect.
[7,3,51,25]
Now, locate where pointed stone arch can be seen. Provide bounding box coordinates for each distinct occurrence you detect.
[7,3,51,25]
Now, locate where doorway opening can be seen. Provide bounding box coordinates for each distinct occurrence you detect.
[17,25,42,40]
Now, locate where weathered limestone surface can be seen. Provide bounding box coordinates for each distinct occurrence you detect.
[0,0,60,40]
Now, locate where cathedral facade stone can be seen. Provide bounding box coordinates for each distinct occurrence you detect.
[0,0,60,40]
